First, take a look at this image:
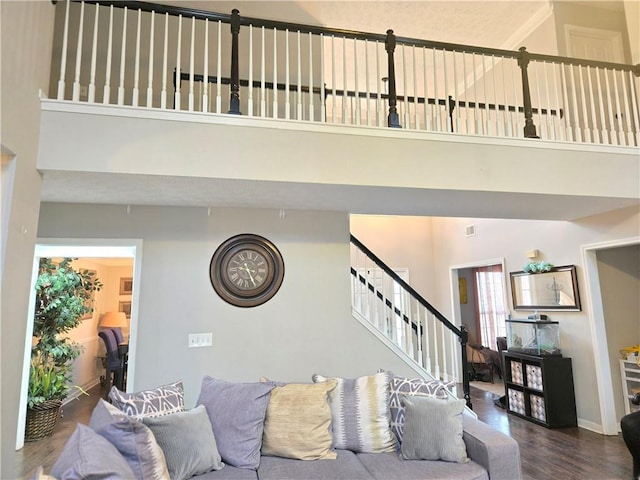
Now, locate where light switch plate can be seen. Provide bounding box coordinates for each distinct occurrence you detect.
[188,332,213,348]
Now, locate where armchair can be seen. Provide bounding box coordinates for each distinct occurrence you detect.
[621,393,640,479]
[98,329,127,399]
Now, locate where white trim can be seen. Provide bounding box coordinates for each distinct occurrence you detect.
[16,238,143,449]
[581,236,640,435]
[1,150,16,277]
[40,99,638,155]
[351,308,477,419]
[564,24,625,62]
[64,378,101,405]
[15,257,41,450]
[449,257,508,326]
[578,418,604,434]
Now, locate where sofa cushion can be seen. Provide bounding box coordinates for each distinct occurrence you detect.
[388,375,454,443]
[262,380,338,460]
[191,465,259,479]
[400,395,468,463]
[89,399,169,480]
[312,372,397,453]
[258,449,374,480]
[109,380,185,420]
[196,376,275,469]
[51,424,136,479]
[356,452,488,480]
[142,405,224,480]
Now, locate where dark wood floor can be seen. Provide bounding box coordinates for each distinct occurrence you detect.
[468,387,632,480]
[13,384,633,479]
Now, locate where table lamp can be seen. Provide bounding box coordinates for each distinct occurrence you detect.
[99,311,127,329]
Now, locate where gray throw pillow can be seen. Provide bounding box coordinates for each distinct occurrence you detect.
[89,399,169,480]
[142,405,224,480]
[196,376,275,469]
[388,374,455,443]
[400,395,469,463]
[51,424,136,479]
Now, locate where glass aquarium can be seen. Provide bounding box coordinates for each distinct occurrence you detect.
[505,319,561,356]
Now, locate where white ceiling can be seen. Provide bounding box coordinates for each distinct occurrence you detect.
[167,0,555,50]
[163,1,623,51]
[40,171,639,221]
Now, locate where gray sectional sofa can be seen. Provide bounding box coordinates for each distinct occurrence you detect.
[47,373,521,480]
[196,415,521,480]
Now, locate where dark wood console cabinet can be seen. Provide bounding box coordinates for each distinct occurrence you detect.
[502,351,577,428]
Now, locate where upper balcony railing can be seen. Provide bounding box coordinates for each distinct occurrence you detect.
[52,0,640,146]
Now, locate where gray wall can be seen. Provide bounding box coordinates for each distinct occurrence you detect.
[1,2,56,476]
[37,203,423,407]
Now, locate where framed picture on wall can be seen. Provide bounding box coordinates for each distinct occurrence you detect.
[119,301,132,319]
[510,265,581,311]
[119,277,133,295]
[458,277,468,304]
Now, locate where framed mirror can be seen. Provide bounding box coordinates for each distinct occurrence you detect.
[510,265,581,311]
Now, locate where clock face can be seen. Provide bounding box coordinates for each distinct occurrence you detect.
[225,249,269,291]
[210,234,284,307]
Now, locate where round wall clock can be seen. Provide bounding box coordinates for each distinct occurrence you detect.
[209,234,285,307]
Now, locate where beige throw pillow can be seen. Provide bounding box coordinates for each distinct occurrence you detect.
[261,380,338,461]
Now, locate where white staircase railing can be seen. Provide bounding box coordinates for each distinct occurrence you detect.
[51,0,639,146]
[350,235,472,407]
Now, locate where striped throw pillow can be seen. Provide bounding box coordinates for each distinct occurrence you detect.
[312,372,397,453]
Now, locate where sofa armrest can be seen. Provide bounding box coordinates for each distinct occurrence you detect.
[463,416,521,480]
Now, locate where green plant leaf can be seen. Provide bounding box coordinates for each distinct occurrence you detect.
[28,258,101,407]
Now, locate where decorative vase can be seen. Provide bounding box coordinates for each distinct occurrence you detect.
[25,399,62,441]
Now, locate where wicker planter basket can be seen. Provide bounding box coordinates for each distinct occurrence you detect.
[25,400,62,441]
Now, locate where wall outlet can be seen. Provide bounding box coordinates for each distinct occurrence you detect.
[188,332,212,348]
[79,85,88,98]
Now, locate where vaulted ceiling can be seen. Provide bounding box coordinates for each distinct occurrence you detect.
[162,1,624,51]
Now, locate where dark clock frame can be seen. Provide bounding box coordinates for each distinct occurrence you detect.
[209,233,285,307]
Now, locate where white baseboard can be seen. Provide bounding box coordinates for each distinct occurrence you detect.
[63,378,100,406]
[577,418,608,434]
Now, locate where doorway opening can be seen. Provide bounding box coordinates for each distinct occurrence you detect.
[582,236,640,435]
[451,258,508,350]
[16,238,142,450]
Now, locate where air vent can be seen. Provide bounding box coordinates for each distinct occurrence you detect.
[465,225,476,237]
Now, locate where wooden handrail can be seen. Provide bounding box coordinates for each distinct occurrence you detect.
[351,235,462,337]
[59,0,638,143]
[350,234,471,408]
[73,0,638,74]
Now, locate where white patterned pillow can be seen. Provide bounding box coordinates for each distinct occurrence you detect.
[388,375,455,443]
[312,372,397,453]
[109,380,185,420]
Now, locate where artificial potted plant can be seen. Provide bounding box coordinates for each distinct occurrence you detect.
[25,258,102,441]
